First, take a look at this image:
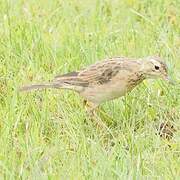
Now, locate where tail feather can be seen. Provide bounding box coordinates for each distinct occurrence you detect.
[20,83,59,92]
[20,72,87,92]
[20,81,84,92]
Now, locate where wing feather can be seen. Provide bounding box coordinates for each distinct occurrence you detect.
[53,57,131,87]
[78,59,123,85]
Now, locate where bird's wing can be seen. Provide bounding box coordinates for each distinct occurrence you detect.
[53,71,89,87]
[53,57,131,87]
[77,58,125,85]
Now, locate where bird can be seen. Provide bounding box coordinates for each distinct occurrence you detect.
[20,56,172,112]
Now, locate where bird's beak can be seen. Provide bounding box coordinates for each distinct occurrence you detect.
[163,75,175,85]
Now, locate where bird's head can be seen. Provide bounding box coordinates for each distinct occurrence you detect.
[141,56,173,84]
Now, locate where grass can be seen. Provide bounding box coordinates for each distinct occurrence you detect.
[0,0,180,179]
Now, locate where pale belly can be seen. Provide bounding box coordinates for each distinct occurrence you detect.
[80,81,130,104]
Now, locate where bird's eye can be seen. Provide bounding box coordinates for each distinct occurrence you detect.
[154,65,160,70]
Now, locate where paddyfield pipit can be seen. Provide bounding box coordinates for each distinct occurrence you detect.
[21,56,172,112]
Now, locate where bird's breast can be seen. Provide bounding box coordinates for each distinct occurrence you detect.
[80,78,129,104]
[80,71,144,104]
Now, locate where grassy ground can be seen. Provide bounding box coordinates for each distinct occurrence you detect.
[0,0,180,179]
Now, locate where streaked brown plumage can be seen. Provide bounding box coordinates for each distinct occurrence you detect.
[21,56,171,111]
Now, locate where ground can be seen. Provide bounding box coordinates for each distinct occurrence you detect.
[0,0,180,179]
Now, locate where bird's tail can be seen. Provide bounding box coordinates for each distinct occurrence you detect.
[20,83,61,92]
[20,71,87,92]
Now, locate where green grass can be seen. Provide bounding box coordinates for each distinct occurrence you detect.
[0,0,180,179]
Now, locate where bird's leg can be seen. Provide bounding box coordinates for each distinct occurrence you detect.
[98,107,114,124]
[83,99,99,116]
[83,100,114,135]
[84,100,113,124]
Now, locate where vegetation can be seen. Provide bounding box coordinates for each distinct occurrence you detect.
[0,0,179,179]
